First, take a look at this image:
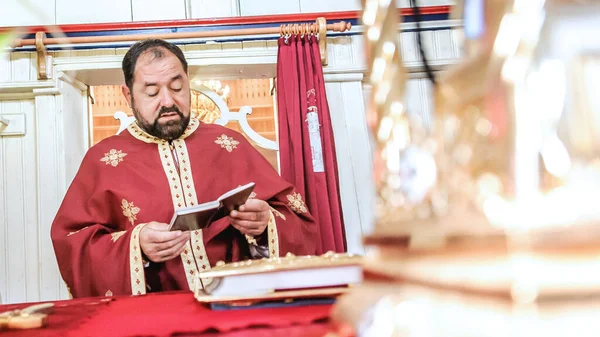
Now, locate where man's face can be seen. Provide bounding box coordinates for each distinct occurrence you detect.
[122,49,191,140]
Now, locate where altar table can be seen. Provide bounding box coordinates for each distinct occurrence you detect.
[0,291,336,337]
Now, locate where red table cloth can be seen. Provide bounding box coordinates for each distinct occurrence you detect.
[0,291,335,337]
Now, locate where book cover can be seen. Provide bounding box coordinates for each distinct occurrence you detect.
[168,182,256,232]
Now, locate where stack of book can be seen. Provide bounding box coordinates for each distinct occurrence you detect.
[194,252,363,308]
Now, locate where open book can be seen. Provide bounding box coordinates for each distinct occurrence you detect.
[168,182,256,232]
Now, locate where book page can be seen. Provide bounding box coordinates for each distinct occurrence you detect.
[219,182,256,213]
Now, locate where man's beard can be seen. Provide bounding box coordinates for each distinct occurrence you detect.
[133,104,190,141]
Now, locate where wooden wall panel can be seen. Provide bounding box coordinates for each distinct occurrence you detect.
[55,0,132,24]
[239,0,300,16]
[0,99,44,303]
[188,0,239,18]
[90,86,131,145]
[0,0,55,27]
[132,0,186,21]
[1,0,457,27]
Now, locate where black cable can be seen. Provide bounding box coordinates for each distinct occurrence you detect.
[410,0,437,85]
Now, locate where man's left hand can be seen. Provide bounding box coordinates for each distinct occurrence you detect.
[229,199,270,236]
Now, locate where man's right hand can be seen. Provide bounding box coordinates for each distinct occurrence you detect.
[139,222,190,263]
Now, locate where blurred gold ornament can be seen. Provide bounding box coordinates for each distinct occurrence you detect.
[433,0,600,236]
[331,1,600,336]
[368,0,600,239]
[191,80,231,124]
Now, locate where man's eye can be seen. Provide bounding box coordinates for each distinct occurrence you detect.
[172,87,182,92]
[147,92,158,97]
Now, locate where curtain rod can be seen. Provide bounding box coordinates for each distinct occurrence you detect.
[12,19,351,47]
[21,17,351,80]
[1,6,450,34]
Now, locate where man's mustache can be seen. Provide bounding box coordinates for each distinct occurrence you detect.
[158,106,182,117]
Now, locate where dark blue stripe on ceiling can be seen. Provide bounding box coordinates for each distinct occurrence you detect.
[12,12,451,52]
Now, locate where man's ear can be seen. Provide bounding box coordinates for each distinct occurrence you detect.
[121,84,132,108]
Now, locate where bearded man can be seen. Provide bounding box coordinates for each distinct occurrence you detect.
[51,39,318,298]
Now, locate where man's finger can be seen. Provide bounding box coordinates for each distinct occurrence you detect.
[238,199,269,212]
[232,225,265,237]
[173,243,187,258]
[145,221,171,231]
[148,228,184,243]
[230,218,265,229]
[159,236,189,260]
[229,210,267,221]
[154,231,190,251]
[231,220,267,233]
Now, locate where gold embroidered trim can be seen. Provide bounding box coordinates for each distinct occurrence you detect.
[121,199,140,226]
[287,192,308,214]
[158,141,187,209]
[245,234,258,245]
[215,134,240,152]
[180,242,197,290]
[67,226,90,237]
[270,206,286,220]
[156,137,211,291]
[130,223,147,296]
[191,230,212,287]
[110,231,126,242]
[172,139,199,207]
[157,141,196,290]
[127,117,200,144]
[267,211,279,257]
[100,149,127,167]
[105,290,113,297]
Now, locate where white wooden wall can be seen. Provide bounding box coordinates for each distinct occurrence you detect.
[0,0,454,26]
[0,49,88,304]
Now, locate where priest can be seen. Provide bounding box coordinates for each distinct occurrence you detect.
[51,39,319,298]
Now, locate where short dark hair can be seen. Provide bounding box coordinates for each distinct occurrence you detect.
[122,39,188,90]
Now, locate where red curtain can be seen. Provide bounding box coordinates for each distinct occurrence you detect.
[276,34,346,253]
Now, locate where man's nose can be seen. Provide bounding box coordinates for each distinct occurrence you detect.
[159,89,175,107]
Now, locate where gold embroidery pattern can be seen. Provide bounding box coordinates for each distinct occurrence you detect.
[215,134,240,152]
[100,149,127,167]
[121,199,140,226]
[158,141,187,209]
[267,211,279,257]
[157,138,212,291]
[270,206,286,220]
[127,117,200,144]
[172,139,199,208]
[105,290,113,297]
[180,242,197,290]
[110,231,126,242]
[245,234,258,245]
[158,141,196,290]
[191,230,212,287]
[287,192,308,214]
[67,226,89,237]
[129,223,147,296]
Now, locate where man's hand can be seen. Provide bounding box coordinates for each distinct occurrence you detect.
[229,199,270,236]
[139,222,190,263]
